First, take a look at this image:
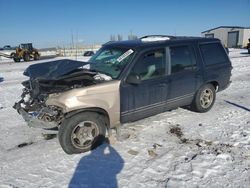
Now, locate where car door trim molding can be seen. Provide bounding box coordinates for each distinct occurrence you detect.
[121,92,194,115]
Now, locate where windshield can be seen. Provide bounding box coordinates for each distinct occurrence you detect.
[88,47,134,79]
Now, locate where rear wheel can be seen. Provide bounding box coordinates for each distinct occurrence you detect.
[191,84,216,113]
[34,53,39,60]
[58,112,106,154]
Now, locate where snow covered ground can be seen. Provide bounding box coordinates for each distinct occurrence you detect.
[0,49,249,188]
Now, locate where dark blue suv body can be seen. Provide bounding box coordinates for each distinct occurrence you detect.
[102,36,232,123]
[14,35,233,154]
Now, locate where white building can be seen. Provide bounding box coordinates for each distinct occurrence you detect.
[201,26,250,48]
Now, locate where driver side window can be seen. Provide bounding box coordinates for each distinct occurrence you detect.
[131,49,166,81]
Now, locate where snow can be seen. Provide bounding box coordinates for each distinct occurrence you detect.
[0,49,250,187]
[141,36,171,42]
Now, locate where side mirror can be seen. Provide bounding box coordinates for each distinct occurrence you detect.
[126,74,141,85]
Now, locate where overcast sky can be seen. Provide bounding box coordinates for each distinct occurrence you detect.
[0,0,249,48]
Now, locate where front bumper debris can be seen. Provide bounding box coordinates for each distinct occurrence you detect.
[13,102,58,129]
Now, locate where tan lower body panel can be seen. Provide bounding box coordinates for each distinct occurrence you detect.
[46,80,121,128]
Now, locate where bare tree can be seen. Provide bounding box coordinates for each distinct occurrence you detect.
[110,35,116,41]
[71,30,74,49]
[128,34,138,40]
[128,30,138,40]
[117,34,123,41]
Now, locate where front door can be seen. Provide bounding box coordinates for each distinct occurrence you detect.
[120,48,169,123]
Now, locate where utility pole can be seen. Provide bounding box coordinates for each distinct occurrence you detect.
[76,31,78,60]
[71,30,74,49]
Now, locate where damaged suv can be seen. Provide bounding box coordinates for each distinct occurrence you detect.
[14,35,232,154]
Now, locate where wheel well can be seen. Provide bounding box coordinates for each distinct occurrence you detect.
[64,108,110,129]
[209,81,219,91]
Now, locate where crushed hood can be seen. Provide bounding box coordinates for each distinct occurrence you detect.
[22,59,111,98]
[24,59,90,79]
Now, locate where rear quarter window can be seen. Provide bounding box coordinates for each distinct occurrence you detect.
[170,45,197,74]
[200,43,229,65]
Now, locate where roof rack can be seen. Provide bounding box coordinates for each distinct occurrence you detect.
[140,35,176,42]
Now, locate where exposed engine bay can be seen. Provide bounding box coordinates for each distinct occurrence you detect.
[13,59,111,129]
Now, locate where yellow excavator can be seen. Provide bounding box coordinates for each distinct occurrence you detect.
[0,43,40,62]
[11,43,40,62]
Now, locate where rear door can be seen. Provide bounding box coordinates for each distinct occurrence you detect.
[120,48,169,123]
[166,44,201,108]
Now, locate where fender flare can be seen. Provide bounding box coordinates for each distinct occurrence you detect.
[64,107,110,129]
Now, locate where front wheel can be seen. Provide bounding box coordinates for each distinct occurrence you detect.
[12,53,20,62]
[190,84,216,113]
[23,53,30,62]
[10,53,15,58]
[13,57,20,62]
[58,112,106,154]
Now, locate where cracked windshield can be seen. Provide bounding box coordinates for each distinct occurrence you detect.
[89,48,134,79]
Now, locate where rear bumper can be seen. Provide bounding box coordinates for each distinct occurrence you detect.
[219,80,232,92]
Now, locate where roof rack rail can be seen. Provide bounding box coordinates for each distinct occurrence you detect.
[140,35,176,39]
[140,35,176,42]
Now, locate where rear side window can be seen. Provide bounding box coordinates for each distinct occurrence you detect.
[200,43,228,65]
[170,46,196,74]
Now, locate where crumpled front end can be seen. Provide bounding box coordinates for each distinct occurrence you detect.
[13,87,63,129]
[13,59,109,129]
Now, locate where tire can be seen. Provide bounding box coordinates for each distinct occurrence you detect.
[190,84,216,113]
[248,49,250,54]
[12,53,20,62]
[13,57,20,62]
[23,53,30,62]
[58,112,106,154]
[10,53,15,58]
[34,53,39,60]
